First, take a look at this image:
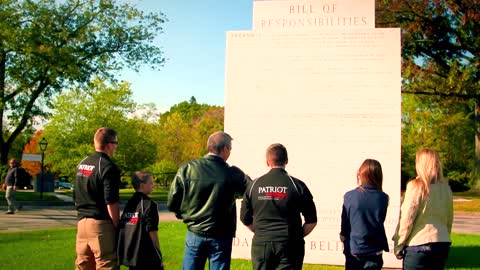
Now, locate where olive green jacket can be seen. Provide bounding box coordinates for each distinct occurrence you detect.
[167,154,247,237]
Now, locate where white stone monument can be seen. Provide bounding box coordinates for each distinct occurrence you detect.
[224,0,401,267]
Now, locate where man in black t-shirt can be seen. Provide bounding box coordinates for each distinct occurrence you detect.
[74,127,120,270]
[4,159,20,214]
[240,143,317,270]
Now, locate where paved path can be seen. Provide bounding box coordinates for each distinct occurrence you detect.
[0,202,178,232]
[452,212,480,234]
[0,203,479,234]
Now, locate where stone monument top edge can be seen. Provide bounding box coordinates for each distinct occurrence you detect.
[252,0,375,31]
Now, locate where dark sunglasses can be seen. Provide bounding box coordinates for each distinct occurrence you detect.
[109,141,119,145]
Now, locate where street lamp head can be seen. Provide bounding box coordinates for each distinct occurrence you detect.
[39,137,48,152]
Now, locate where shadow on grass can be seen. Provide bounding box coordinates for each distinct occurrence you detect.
[447,245,480,269]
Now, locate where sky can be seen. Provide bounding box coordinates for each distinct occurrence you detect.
[120,0,254,112]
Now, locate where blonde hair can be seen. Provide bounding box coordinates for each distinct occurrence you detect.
[413,149,446,199]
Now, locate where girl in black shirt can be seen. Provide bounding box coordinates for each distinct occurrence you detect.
[118,172,164,270]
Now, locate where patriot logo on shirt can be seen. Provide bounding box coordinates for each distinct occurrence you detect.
[258,186,288,200]
[122,212,140,225]
[78,164,95,177]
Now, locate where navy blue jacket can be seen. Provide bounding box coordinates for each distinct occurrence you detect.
[340,184,389,255]
[5,167,17,186]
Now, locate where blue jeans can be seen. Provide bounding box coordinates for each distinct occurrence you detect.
[403,242,450,270]
[345,252,383,270]
[182,231,233,270]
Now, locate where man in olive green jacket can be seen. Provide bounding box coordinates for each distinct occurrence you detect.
[167,131,248,270]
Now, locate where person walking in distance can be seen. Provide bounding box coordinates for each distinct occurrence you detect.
[4,159,21,214]
[240,143,317,270]
[167,131,249,270]
[74,127,121,270]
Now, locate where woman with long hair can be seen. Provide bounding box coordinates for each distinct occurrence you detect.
[340,159,389,270]
[393,149,453,269]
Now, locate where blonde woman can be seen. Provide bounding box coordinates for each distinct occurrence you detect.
[393,149,453,269]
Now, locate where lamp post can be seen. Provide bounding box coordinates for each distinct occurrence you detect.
[39,137,48,200]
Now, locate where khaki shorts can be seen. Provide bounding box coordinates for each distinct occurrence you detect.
[75,218,118,270]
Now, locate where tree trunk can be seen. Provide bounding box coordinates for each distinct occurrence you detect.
[475,99,480,190]
[0,141,9,166]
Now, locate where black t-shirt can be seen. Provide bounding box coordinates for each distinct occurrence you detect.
[118,192,162,268]
[74,151,120,220]
[240,168,317,242]
[5,167,17,186]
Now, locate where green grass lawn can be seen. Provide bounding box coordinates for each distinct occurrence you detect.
[56,187,170,202]
[0,223,478,270]
[3,188,479,213]
[454,191,480,212]
[6,188,479,213]
[119,188,169,202]
[0,190,60,201]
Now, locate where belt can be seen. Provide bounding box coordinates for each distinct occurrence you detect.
[353,251,383,257]
[405,242,451,252]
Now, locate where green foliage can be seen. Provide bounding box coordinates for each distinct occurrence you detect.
[147,159,178,187]
[6,129,35,160]
[401,94,476,190]
[119,175,132,189]
[377,1,480,190]
[43,91,223,182]
[448,171,473,192]
[43,78,158,178]
[160,96,207,122]
[376,1,480,98]
[156,98,224,166]
[0,0,166,164]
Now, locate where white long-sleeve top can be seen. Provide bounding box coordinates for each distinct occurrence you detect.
[393,181,453,255]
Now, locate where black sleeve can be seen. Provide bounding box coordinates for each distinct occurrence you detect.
[298,181,317,224]
[167,166,185,218]
[240,181,254,226]
[229,165,249,198]
[340,201,350,239]
[103,164,120,204]
[145,201,159,232]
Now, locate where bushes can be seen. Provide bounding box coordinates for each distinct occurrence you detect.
[447,171,474,192]
[147,160,178,187]
[402,169,478,192]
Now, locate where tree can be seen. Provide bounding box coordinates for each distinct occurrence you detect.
[401,95,475,190]
[43,78,158,179]
[21,130,45,178]
[155,98,224,167]
[376,1,480,185]
[0,128,35,181]
[0,0,166,165]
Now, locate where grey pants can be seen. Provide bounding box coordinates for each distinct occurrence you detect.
[5,186,18,213]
